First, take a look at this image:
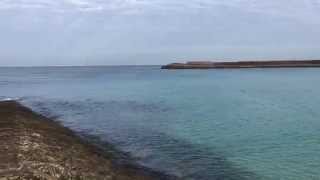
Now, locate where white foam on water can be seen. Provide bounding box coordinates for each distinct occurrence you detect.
[0,97,20,102]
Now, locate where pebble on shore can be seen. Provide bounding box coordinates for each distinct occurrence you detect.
[0,101,172,180]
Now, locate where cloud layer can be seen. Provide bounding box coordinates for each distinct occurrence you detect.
[0,0,320,65]
[1,0,320,17]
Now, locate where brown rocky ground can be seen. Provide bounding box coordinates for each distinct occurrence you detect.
[0,101,174,180]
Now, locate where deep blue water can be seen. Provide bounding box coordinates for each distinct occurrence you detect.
[1,66,320,180]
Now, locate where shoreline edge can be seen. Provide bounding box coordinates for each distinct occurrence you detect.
[0,100,175,180]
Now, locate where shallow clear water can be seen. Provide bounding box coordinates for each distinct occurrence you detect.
[1,66,320,179]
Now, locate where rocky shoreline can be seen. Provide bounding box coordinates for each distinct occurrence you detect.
[161,60,320,69]
[0,100,175,180]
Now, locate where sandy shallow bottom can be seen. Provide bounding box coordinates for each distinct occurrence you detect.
[0,101,174,180]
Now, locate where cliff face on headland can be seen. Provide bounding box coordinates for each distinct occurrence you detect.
[161,60,320,69]
[0,101,174,180]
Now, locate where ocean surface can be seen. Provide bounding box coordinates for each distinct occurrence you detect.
[1,66,320,180]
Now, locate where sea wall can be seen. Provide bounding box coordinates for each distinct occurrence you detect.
[161,60,320,69]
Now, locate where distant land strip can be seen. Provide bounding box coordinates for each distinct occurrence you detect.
[161,60,320,69]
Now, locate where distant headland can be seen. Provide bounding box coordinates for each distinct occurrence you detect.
[161,60,320,69]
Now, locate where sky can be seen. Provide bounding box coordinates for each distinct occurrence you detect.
[0,0,320,66]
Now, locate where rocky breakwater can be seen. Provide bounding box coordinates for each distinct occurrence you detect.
[161,60,320,69]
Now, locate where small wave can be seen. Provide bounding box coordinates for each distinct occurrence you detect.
[0,97,21,102]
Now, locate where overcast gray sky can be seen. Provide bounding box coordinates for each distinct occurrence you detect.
[0,0,320,66]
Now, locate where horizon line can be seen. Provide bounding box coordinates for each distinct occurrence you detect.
[0,64,163,68]
[1,59,320,68]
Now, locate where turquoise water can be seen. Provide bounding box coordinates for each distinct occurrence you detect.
[1,66,320,179]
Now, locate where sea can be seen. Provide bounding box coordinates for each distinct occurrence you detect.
[1,66,319,180]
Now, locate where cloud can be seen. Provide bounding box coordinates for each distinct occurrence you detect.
[0,0,319,16]
[0,0,319,26]
[0,0,320,66]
